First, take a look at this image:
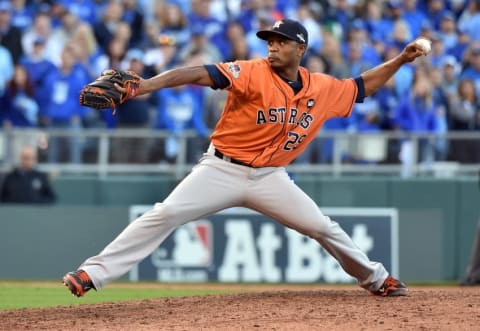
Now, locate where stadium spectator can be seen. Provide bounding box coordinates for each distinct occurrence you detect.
[19,36,56,124]
[0,145,56,204]
[203,87,226,131]
[9,0,34,32]
[447,78,480,163]
[236,0,283,36]
[67,23,100,79]
[384,43,415,98]
[401,0,428,38]
[344,30,382,141]
[223,21,250,62]
[438,11,458,52]
[112,21,133,51]
[121,0,144,48]
[345,18,381,67]
[93,37,127,77]
[344,40,372,78]
[143,34,178,76]
[388,19,413,51]
[429,67,449,160]
[50,8,82,52]
[167,0,190,17]
[428,33,449,68]
[154,55,209,164]
[245,11,272,59]
[57,0,98,26]
[188,0,225,49]
[155,82,209,163]
[450,0,468,18]
[418,19,436,41]
[0,64,38,128]
[461,44,480,98]
[154,1,189,49]
[0,40,14,97]
[394,74,440,177]
[93,0,125,52]
[387,0,404,24]
[440,55,461,100]
[296,3,323,53]
[43,46,90,163]
[374,76,402,163]
[0,1,24,64]
[22,12,63,66]
[179,24,222,64]
[451,28,471,62]
[320,31,349,78]
[275,0,300,19]
[325,0,355,39]
[375,76,400,131]
[364,0,394,44]
[427,0,449,31]
[458,0,480,42]
[111,48,152,164]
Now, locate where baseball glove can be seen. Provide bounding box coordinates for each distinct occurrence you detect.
[79,69,141,113]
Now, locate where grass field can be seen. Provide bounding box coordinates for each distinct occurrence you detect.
[0,281,233,310]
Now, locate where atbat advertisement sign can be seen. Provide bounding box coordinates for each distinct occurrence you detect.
[129,206,398,283]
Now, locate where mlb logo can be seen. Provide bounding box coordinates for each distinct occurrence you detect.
[227,63,241,79]
[151,220,213,267]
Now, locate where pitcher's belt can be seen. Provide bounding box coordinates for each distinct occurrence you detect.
[214,149,253,167]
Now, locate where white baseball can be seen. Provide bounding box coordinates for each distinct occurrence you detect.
[415,38,431,54]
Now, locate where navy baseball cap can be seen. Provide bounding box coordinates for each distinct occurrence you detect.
[257,19,308,45]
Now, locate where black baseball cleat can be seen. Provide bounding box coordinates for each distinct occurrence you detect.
[62,270,96,297]
[371,275,409,297]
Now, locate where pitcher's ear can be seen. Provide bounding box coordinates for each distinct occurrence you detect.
[298,44,307,57]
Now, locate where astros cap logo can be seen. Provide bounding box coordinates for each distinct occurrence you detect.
[273,20,283,29]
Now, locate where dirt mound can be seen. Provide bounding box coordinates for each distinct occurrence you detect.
[1,286,479,330]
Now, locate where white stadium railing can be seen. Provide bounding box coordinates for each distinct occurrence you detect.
[0,128,479,179]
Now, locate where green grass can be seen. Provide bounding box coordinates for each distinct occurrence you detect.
[0,281,459,311]
[0,282,231,310]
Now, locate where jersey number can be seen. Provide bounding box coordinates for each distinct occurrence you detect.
[284,132,307,151]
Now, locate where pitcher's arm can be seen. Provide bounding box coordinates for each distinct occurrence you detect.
[361,40,425,97]
[117,66,215,96]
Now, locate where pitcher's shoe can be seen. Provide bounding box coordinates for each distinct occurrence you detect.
[63,270,96,297]
[371,276,408,297]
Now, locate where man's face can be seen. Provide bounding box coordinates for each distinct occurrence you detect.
[20,148,36,171]
[472,51,480,70]
[266,36,304,69]
[0,10,10,28]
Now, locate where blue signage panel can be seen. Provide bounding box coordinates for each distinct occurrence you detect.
[129,207,398,283]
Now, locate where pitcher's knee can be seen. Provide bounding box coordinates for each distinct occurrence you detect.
[298,216,338,240]
[137,203,176,225]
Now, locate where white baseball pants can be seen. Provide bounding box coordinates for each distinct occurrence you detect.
[80,145,388,291]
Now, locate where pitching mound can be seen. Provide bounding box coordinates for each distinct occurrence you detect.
[1,285,479,330]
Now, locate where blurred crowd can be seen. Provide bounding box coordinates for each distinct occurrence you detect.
[1,0,480,167]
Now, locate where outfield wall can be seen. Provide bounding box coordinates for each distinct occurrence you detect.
[0,176,478,283]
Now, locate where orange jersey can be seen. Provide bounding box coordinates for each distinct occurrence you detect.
[210,58,358,167]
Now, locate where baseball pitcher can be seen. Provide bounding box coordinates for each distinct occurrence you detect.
[64,19,428,297]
